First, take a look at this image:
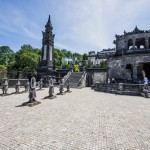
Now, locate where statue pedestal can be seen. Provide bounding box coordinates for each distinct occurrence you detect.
[44,95,57,99]
[21,100,41,107]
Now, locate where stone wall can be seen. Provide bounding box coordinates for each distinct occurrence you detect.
[93,72,107,84]
[107,57,122,79]
[86,68,107,86]
[107,53,150,82]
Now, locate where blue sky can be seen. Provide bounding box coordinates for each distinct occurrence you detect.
[0,0,150,54]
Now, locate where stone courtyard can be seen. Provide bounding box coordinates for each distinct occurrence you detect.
[0,88,150,150]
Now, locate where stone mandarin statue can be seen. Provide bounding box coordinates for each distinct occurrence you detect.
[15,79,20,93]
[39,78,43,90]
[48,77,54,97]
[29,77,37,103]
[59,78,64,94]
[25,80,30,92]
[2,78,8,95]
[66,79,71,92]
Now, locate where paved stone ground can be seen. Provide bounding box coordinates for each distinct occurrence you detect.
[0,87,150,150]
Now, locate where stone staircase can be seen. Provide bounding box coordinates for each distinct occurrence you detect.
[65,72,84,88]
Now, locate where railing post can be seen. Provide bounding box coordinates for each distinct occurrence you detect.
[118,83,123,92]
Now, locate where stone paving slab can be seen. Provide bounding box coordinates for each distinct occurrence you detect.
[0,87,150,150]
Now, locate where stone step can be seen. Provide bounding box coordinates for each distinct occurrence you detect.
[64,72,84,88]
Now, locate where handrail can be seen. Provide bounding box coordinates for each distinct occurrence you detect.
[63,69,73,83]
[78,71,87,87]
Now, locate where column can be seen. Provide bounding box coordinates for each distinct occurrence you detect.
[133,64,138,81]
[145,38,149,49]
[132,39,136,49]
[124,40,128,49]
[121,65,126,80]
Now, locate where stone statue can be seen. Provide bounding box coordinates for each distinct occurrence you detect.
[15,79,20,93]
[49,77,54,97]
[39,78,43,90]
[29,77,36,103]
[107,78,110,84]
[25,80,30,92]
[66,79,70,92]
[2,79,8,95]
[59,78,64,94]
[142,70,146,78]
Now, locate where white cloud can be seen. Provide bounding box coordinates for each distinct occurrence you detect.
[1,0,150,53]
[53,0,150,53]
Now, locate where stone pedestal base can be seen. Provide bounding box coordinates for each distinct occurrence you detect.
[65,90,72,93]
[44,95,57,99]
[21,101,41,107]
[141,90,150,98]
[36,89,44,91]
[13,91,23,94]
[0,93,12,96]
[56,92,66,95]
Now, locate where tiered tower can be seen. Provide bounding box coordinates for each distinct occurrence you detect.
[38,15,55,77]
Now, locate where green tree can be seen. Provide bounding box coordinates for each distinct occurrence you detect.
[74,64,79,72]
[100,60,107,68]
[0,46,15,67]
[15,45,40,71]
[66,51,72,59]
[87,60,93,68]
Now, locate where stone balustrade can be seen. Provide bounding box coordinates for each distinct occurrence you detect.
[0,79,28,88]
[94,82,146,96]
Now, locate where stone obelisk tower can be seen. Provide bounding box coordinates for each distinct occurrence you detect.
[38,15,55,79]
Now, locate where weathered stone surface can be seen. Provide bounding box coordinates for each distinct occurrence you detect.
[0,87,150,149]
[108,54,150,81]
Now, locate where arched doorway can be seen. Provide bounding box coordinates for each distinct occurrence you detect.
[143,63,150,79]
[126,64,133,80]
[135,38,145,49]
[128,39,133,49]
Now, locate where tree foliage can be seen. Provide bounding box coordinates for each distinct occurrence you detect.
[87,60,93,68]
[0,44,85,72]
[100,60,107,68]
[0,46,15,68]
[15,45,41,71]
[74,64,79,72]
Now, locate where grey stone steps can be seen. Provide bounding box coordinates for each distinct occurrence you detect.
[64,72,84,88]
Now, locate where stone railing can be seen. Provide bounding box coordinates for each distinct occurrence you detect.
[0,79,28,88]
[94,82,146,96]
[77,71,87,88]
[63,69,73,84]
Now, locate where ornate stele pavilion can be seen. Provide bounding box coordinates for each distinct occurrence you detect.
[37,15,55,79]
[108,26,150,82]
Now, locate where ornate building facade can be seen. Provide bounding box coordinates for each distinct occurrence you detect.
[88,49,116,67]
[108,26,150,82]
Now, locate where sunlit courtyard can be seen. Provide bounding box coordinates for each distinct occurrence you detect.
[0,88,150,150]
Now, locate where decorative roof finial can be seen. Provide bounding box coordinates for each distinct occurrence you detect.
[124,30,126,35]
[133,25,140,33]
[48,15,51,23]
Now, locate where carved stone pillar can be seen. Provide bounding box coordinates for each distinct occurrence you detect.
[133,64,138,81]
[132,39,136,49]
[124,40,128,49]
[145,38,149,49]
